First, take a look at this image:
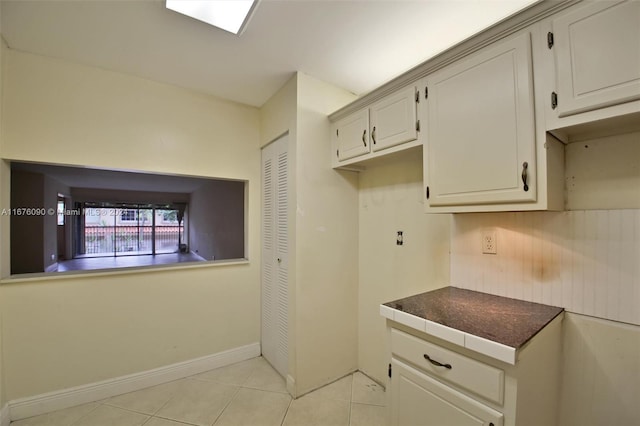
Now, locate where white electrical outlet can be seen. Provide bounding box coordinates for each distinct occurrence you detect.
[482,229,497,254]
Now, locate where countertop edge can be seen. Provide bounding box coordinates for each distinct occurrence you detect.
[381,303,517,364]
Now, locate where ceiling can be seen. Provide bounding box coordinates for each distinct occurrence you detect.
[0,0,538,107]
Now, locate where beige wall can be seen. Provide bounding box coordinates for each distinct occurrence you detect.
[294,73,359,395]
[558,313,640,426]
[1,49,259,180]
[259,73,359,396]
[358,152,451,385]
[10,170,45,274]
[259,76,297,149]
[9,169,70,273]
[189,179,246,260]
[0,48,261,400]
[1,266,260,400]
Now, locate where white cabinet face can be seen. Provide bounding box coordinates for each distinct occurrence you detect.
[391,360,503,426]
[334,109,371,161]
[553,0,640,117]
[424,32,536,207]
[370,86,418,152]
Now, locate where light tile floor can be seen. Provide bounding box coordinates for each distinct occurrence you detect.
[12,357,387,426]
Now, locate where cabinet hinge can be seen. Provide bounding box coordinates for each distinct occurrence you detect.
[547,31,554,49]
[336,129,339,137]
[336,149,339,158]
[425,86,428,100]
[551,91,558,109]
[416,120,421,132]
[415,90,420,103]
[388,363,392,378]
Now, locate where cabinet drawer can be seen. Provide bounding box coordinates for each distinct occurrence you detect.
[391,328,504,405]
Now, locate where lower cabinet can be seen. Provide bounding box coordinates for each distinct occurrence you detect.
[388,324,562,426]
[391,359,503,426]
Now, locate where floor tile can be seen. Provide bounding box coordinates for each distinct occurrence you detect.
[304,375,353,402]
[154,379,238,426]
[72,405,149,426]
[104,380,184,415]
[143,418,193,426]
[242,358,287,393]
[351,372,386,407]
[349,403,387,426]
[213,388,291,426]
[11,403,99,426]
[192,357,261,386]
[282,394,350,426]
[10,368,388,426]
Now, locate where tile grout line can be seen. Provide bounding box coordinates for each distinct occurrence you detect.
[152,413,200,426]
[59,402,102,426]
[209,382,243,426]
[146,384,188,425]
[279,395,294,426]
[350,401,387,408]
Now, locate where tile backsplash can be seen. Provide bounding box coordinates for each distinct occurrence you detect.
[451,209,640,326]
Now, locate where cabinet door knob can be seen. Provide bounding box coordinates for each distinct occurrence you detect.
[277,258,282,263]
[521,161,529,192]
[362,129,367,147]
[372,126,377,144]
[424,354,452,369]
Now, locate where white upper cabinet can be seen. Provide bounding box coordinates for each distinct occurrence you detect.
[331,85,419,168]
[551,0,640,118]
[333,109,370,162]
[423,32,537,208]
[370,86,418,152]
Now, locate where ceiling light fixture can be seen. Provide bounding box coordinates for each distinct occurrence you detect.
[166,0,258,35]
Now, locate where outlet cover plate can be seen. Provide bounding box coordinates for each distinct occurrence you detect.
[482,229,497,254]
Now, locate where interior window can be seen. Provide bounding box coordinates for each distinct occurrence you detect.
[9,162,247,275]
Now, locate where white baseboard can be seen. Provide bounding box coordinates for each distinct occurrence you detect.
[0,403,10,426]
[9,342,260,422]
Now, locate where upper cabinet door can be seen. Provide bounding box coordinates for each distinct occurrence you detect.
[334,109,371,161]
[425,32,536,207]
[370,86,418,152]
[552,0,640,117]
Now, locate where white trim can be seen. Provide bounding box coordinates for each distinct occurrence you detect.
[8,342,260,422]
[0,403,10,426]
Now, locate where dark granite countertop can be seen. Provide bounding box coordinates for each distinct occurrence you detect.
[384,286,564,349]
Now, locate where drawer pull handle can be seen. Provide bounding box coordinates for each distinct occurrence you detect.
[424,354,452,369]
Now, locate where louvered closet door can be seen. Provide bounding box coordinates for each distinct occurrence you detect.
[261,135,288,379]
